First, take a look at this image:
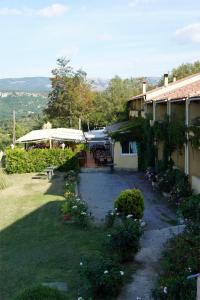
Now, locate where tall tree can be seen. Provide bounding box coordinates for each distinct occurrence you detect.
[90,76,144,126]
[45,58,94,128]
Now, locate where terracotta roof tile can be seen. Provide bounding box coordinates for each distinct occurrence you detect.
[153,80,200,101]
[128,73,200,102]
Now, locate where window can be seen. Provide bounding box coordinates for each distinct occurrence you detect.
[121,141,137,155]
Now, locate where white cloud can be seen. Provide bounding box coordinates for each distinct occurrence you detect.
[0,7,23,15]
[175,23,200,43]
[129,0,158,8]
[0,3,69,17]
[37,3,69,17]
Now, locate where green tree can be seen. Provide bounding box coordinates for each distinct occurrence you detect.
[91,76,144,126]
[44,58,94,128]
[159,60,200,85]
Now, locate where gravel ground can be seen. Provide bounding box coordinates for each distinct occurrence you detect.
[79,170,182,300]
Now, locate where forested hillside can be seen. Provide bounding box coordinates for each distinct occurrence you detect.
[0,93,48,120]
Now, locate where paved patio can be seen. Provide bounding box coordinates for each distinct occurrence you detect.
[78,170,176,229]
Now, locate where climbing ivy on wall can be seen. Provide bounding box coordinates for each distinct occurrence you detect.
[111,117,187,171]
[153,117,187,168]
[111,117,155,171]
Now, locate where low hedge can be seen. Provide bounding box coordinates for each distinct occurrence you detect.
[5,148,79,174]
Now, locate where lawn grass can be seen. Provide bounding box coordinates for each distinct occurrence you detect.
[0,173,106,300]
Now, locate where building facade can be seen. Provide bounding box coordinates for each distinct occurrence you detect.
[128,73,200,193]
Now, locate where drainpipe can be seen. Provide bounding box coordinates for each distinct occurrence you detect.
[153,101,156,122]
[185,98,190,175]
[167,100,171,120]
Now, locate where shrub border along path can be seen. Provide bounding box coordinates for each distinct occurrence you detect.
[79,171,182,299]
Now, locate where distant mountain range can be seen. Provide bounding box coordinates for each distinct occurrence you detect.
[0,77,51,93]
[0,76,160,92]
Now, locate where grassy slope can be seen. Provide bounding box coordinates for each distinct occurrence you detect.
[0,173,105,300]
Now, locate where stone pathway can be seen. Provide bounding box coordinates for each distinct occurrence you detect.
[79,170,182,300]
[118,225,184,300]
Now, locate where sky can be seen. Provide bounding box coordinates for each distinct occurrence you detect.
[0,0,200,79]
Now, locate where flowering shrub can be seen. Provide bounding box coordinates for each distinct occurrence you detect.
[180,194,200,233]
[145,167,156,182]
[106,219,142,262]
[61,197,91,227]
[170,169,192,204]
[114,189,144,219]
[152,232,199,300]
[157,169,174,193]
[104,210,117,228]
[79,255,125,299]
[156,168,191,204]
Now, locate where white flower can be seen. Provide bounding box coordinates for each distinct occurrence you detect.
[81,212,87,215]
[163,286,167,294]
[126,214,133,219]
[188,267,192,272]
[120,271,124,276]
[78,297,83,300]
[80,262,83,266]
[110,212,114,216]
[104,270,109,274]
[116,212,120,216]
[107,234,111,237]
[72,205,77,209]
[76,198,81,201]
[115,208,118,211]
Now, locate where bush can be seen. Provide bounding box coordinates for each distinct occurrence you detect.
[156,168,192,205]
[0,168,10,190]
[114,189,144,219]
[180,194,200,233]
[79,255,125,299]
[170,169,192,204]
[5,148,79,174]
[61,197,91,227]
[13,285,68,300]
[104,210,117,228]
[106,219,142,262]
[152,232,199,300]
[157,169,175,193]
